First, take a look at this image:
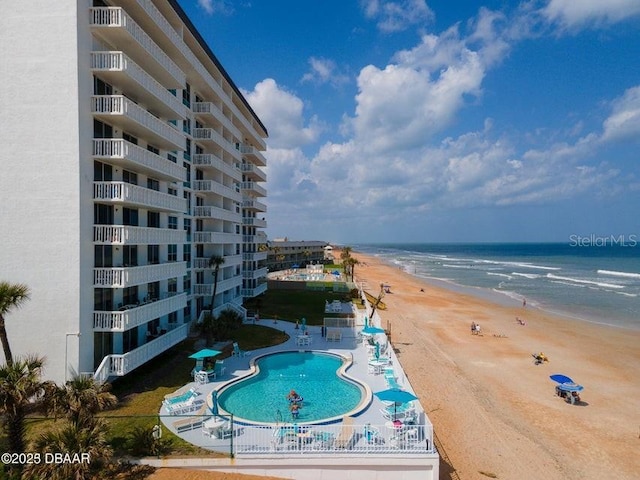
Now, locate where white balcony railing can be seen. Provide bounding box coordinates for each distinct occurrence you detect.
[92,95,184,150]
[192,180,242,202]
[192,154,241,181]
[90,7,185,87]
[241,198,267,212]
[193,254,242,270]
[193,232,242,244]
[91,51,186,119]
[243,267,268,279]
[194,276,243,296]
[94,182,186,213]
[242,251,268,262]
[192,128,240,161]
[241,181,267,197]
[93,139,185,182]
[93,293,187,331]
[93,322,190,382]
[192,205,239,223]
[192,101,242,139]
[94,262,187,287]
[240,144,267,166]
[241,283,268,297]
[242,217,267,228]
[93,225,185,245]
[240,163,267,182]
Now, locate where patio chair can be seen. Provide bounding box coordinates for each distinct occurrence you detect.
[311,430,335,450]
[232,342,249,357]
[363,424,381,445]
[173,402,211,433]
[334,416,355,449]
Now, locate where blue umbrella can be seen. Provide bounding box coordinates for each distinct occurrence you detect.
[374,388,419,421]
[362,326,385,335]
[550,374,574,384]
[189,348,222,359]
[301,317,307,332]
[211,389,219,416]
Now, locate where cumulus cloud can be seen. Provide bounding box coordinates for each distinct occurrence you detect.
[197,0,234,15]
[301,57,350,87]
[601,86,640,142]
[361,0,434,33]
[242,79,324,149]
[542,0,640,28]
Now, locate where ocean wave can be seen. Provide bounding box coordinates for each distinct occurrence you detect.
[475,259,561,270]
[549,280,586,288]
[486,272,512,279]
[615,291,638,297]
[597,269,640,279]
[546,274,625,289]
[511,272,541,279]
[442,264,475,269]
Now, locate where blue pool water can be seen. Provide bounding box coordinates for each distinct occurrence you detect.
[217,351,364,423]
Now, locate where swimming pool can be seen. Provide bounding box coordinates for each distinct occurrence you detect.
[216,351,368,424]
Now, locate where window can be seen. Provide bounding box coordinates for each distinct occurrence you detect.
[147,281,160,301]
[123,286,138,305]
[168,187,177,196]
[122,132,138,145]
[147,178,160,191]
[168,312,178,324]
[94,161,113,181]
[168,216,178,229]
[93,119,113,139]
[195,145,204,154]
[147,245,159,264]
[182,83,191,107]
[184,219,191,241]
[184,140,191,160]
[168,244,177,262]
[94,203,114,225]
[94,245,113,268]
[123,328,138,353]
[147,144,160,155]
[183,244,191,267]
[123,245,138,267]
[167,152,177,163]
[183,275,191,294]
[168,278,177,294]
[123,170,137,185]
[94,288,113,311]
[147,211,160,228]
[123,208,139,226]
[93,76,113,95]
[183,118,191,135]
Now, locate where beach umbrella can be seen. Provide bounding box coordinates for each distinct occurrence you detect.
[374,342,380,360]
[549,374,574,384]
[364,316,369,328]
[189,348,222,360]
[211,389,219,416]
[362,326,385,335]
[301,317,307,332]
[374,388,419,421]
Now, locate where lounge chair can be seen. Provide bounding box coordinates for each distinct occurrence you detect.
[311,430,335,450]
[164,386,197,402]
[363,424,381,444]
[232,342,249,357]
[173,402,211,433]
[334,416,355,449]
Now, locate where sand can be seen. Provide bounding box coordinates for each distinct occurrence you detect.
[351,250,640,480]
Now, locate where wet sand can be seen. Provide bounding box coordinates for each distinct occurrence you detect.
[353,250,640,479]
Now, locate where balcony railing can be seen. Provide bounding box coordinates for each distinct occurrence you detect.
[91,51,186,119]
[242,251,268,262]
[92,95,184,150]
[93,293,187,331]
[93,225,186,245]
[94,262,187,287]
[242,217,267,229]
[192,128,240,160]
[93,139,185,182]
[192,180,242,202]
[93,322,190,382]
[240,144,267,166]
[94,182,186,213]
[194,276,243,296]
[193,232,242,244]
[240,163,267,182]
[193,254,242,269]
[241,283,268,297]
[241,181,267,197]
[192,101,242,139]
[192,205,239,223]
[242,266,268,279]
[192,154,241,181]
[90,7,184,88]
[241,198,267,212]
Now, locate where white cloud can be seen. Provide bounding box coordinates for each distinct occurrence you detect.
[361,0,434,33]
[197,0,234,15]
[242,79,324,149]
[301,57,350,87]
[601,86,640,142]
[542,0,640,28]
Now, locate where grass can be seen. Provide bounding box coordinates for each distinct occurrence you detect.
[244,289,355,325]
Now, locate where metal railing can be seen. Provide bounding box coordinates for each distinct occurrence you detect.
[93,224,186,245]
[93,293,187,331]
[93,181,186,213]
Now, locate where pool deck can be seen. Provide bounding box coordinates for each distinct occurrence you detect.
[159,316,435,457]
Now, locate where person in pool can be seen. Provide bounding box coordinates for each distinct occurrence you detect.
[287,389,303,403]
[290,403,300,419]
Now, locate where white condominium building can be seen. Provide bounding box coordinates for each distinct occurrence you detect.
[0,0,268,384]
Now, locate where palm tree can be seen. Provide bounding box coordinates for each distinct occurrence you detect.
[0,282,31,366]
[369,283,386,321]
[345,257,360,282]
[340,246,353,262]
[0,355,50,455]
[208,255,225,311]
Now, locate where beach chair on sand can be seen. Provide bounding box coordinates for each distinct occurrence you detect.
[334,416,355,449]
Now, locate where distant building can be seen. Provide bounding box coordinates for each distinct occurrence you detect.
[266,240,329,271]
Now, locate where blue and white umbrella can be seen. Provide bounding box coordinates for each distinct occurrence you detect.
[362,326,385,335]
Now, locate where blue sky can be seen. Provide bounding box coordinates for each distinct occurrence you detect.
[177,0,640,244]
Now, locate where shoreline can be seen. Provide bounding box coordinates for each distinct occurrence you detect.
[368,252,640,332]
[348,249,640,479]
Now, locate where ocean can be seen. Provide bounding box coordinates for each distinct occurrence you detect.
[354,243,640,330]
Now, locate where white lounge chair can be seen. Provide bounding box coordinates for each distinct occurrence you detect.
[334,416,355,449]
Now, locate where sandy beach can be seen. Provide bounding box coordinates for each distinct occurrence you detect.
[351,250,640,480]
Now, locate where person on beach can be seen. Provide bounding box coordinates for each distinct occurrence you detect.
[471,322,476,334]
[523,298,527,307]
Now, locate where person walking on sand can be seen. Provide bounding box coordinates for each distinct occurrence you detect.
[523,298,526,307]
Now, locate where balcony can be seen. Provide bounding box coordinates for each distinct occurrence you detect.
[192,154,241,181]
[240,163,267,182]
[192,180,242,203]
[192,102,242,140]
[242,217,267,228]
[193,276,243,296]
[92,95,184,151]
[93,293,187,332]
[94,182,186,213]
[241,181,267,197]
[93,322,190,382]
[93,225,186,245]
[192,128,241,161]
[93,139,185,182]
[192,205,239,223]
[242,198,267,212]
[242,251,268,262]
[243,267,269,279]
[90,7,184,88]
[94,262,187,288]
[91,51,186,120]
[193,232,242,244]
[241,283,268,298]
[240,144,267,166]
[193,254,242,269]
